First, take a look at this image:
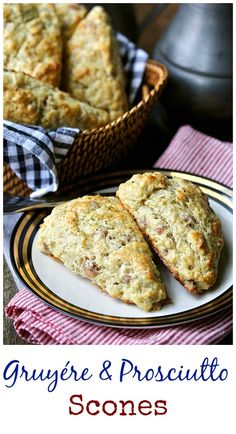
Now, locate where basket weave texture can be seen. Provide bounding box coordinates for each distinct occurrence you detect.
[4,59,168,196]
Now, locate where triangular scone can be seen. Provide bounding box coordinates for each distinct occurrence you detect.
[4,70,109,130]
[64,6,128,121]
[4,3,62,87]
[117,172,224,294]
[37,196,166,312]
[54,3,88,40]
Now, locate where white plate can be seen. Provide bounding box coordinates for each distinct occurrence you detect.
[10,170,233,328]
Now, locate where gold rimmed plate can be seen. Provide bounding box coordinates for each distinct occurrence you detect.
[10,170,233,328]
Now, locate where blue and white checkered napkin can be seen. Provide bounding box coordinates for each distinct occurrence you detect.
[3,33,148,198]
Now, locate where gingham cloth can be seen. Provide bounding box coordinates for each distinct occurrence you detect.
[3,32,148,198]
[5,125,233,345]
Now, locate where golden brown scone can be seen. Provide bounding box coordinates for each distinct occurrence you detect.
[4,70,110,130]
[4,3,62,87]
[64,6,128,121]
[37,195,166,312]
[117,172,224,294]
[53,3,88,40]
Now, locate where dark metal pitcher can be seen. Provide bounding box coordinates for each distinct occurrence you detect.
[153,3,232,138]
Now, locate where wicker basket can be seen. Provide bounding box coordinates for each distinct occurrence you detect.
[3,59,168,196]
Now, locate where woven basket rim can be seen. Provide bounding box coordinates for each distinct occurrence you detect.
[78,58,168,136]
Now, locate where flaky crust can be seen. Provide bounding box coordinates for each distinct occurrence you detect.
[53,3,88,40]
[4,3,62,87]
[4,70,109,130]
[37,195,166,312]
[64,6,128,121]
[117,172,224,293]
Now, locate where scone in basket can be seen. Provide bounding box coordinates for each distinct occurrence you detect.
[4,59,168,196]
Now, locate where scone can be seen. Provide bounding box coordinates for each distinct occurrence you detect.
[37,195,166,312]
[117,172,224,293]
[64,6,128,121]
[4,70,109,130]
[53,3,88,40]
[4,3,62,87]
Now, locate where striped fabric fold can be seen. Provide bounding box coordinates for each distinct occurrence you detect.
[5,289,232,345]
[154,125,233,187]
[5,125,233,345]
